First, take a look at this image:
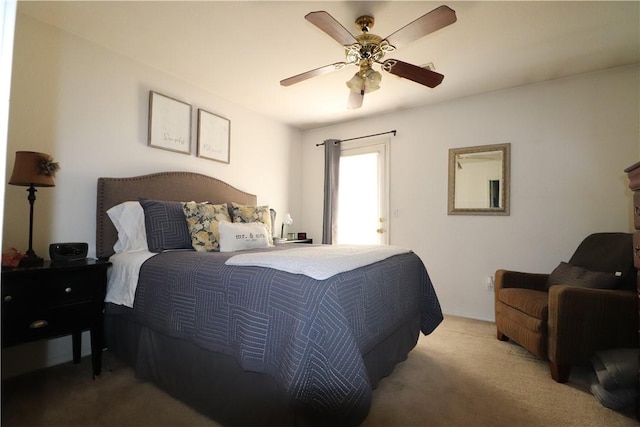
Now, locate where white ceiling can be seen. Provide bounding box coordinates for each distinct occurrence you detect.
[18,1,640,130]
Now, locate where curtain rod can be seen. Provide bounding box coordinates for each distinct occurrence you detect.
[315,129,397,146]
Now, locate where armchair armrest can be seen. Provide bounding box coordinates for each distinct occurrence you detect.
[548,285,638,365]
[494,269,549,292]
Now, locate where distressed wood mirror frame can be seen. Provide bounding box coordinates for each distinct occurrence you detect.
[448,143,511,216]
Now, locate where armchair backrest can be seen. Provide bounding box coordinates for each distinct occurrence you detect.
[569,232,635,290]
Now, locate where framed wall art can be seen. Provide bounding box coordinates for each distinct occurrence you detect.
[148,91,192,154]
[197,109,230,164]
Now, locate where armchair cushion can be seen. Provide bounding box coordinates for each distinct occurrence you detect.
[498,288,549,321]
[547,262,623,290]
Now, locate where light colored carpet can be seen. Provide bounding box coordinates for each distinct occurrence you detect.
[362,316,636,426]
[2,315,637,426]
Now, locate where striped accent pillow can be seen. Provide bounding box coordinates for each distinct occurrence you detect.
[139,198,192,252]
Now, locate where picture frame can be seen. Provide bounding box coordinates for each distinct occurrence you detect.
[197,109,230,164]
[148,91,192,154]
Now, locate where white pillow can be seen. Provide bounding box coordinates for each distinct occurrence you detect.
[219,221,270,252]
[107,201,148,253]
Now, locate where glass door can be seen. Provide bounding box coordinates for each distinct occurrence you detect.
[337,139,389,245]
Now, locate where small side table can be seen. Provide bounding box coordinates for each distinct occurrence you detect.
[1,258,111,378]
[274,239,313,244]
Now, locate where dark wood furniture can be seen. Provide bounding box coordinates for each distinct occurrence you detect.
[1,259,111,378]
[276,239,313,244]
[624,161,640,420]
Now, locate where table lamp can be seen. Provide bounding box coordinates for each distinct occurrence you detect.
[281,213,293,239]
[9,151,59,268]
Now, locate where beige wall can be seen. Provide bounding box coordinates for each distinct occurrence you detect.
[4,13,303,261]
[301,65,640,321]
[2,13,302,377]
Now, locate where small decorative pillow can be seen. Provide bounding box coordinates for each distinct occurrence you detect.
[218,221,270,252]
[547,262,622,290]
[139,198,192,253]
[107,201,148,253]
[182,202,231,252]
[231,202,273,245]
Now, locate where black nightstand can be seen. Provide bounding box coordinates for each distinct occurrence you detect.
[275,239,313,244]
[1,259,111,378]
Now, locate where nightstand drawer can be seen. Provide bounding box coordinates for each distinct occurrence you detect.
[45,269,101,306]
[2,269,101,311]
[2,303,101,346]
[634,192,640,229]
[635,232,640,270]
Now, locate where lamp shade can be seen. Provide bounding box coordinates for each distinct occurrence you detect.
[9,151,57,187]
[346,68,382,94]
[283,213,293,226]
[346,73,364,92]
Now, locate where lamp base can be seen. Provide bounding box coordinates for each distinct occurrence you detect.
[18,253,44,268]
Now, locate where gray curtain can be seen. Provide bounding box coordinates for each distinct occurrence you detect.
[322,139,341,244]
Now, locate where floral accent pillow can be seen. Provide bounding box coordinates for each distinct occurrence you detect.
[182,202,231,252]
[231,202,273,245]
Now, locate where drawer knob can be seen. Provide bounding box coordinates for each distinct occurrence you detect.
[635,206,640,216]
[3,295,12,302]
[65,287,72,293]
[29,320,49,329]
[635,246,640,257]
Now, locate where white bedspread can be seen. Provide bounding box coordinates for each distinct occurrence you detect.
[105,250,156,307]
[225,244,411,280]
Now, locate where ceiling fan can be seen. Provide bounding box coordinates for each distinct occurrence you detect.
[280,5,457,109]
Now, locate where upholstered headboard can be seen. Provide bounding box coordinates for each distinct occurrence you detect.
[96,171,257,259]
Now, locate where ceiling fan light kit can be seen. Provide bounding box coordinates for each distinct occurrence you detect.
[346,66,382,110]
[346,63,382,94]
[280,5,457,109]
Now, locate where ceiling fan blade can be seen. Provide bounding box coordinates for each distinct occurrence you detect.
[280,62,348,87]
[305,11,358,46]
[384,5,457,49]
[382,59,444,88]
[347,90,364,109]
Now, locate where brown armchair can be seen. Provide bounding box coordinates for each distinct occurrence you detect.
[494,232,638,382]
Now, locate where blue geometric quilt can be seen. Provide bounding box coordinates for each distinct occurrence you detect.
[133,249,442,424]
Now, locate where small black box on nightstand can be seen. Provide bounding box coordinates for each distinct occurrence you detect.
[49,242,88,262]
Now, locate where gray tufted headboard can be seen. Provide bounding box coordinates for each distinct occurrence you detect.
[96,171,257,259]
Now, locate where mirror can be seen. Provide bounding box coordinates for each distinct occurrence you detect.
[448,143,511,215]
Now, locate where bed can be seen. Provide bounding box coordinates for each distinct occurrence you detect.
[97,171,443,427]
